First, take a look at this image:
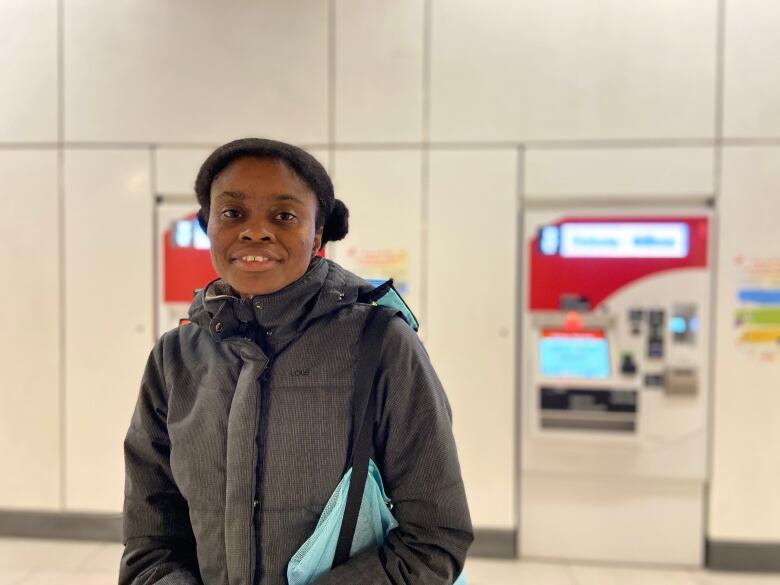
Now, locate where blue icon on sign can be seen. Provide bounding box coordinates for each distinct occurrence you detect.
[539,226,560,255]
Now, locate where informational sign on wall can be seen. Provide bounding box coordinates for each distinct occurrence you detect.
[343,246,410,295]
[734,255,780,362]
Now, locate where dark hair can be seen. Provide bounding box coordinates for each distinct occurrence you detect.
[194,138,349,246]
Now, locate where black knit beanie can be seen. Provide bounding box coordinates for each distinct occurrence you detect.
[194,138,349,246]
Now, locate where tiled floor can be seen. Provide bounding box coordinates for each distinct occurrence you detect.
[1,538,779,585]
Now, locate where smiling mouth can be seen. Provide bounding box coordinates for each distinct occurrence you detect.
[233,255,278,272]
[240,255,270,263]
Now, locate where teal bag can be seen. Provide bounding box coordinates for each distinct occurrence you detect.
[362,278,419,332]
[286,459,399,585]
[287,459,468,585]
[287,293,467,585]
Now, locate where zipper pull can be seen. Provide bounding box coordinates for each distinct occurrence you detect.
[260,360,273,383]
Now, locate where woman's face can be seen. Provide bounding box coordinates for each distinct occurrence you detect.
[207,156,323,297]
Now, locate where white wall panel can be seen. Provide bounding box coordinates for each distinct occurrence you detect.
[335,0,423,142]
[65,0,328,144]
[710,147,780,541]
[329,151,422,317]
[0,0,57,142]
[427,150,517,528]
[723,0,780,138]
[525,148,715,200]
[302,148,331,175]
[0,151,60,509]
[64,149,153,512]
[155,147,331,196]
[430,0,717,142]
[156,148,215,196]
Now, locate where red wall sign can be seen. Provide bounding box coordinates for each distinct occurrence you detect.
[163,213,217,303]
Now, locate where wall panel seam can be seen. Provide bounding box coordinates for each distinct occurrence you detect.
[705,0,728,543]
[57,0,66,511]
[150,146,159,345]
[327,0,336,172]
[420,0,432,334]
[514,145,525,548]
[5,139,780,152]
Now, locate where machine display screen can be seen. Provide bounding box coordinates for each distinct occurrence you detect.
[539,329,610,379]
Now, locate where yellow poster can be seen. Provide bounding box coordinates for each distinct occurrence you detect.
[344,247,410,295]
[734,255,780,362]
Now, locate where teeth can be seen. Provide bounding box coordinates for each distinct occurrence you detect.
[241,256,268,262]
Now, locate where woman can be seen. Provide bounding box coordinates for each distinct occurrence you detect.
[119,138,473,584]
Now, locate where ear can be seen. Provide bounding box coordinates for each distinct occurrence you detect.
[312,226,324,255]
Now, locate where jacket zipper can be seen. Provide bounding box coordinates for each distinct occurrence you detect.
[252,357,273,585]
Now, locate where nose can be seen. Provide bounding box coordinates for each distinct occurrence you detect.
[239,217,274,242]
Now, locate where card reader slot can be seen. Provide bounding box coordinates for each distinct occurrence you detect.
[541,415,636,433]
[539,387,638,433]
[540,387,637,413]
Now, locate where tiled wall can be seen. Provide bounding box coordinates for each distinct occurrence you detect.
[711,147,780,541]
[1,0,778,544]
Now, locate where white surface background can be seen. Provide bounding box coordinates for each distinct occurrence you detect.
[0,0,779,558]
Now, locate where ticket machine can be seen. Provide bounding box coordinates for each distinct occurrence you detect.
[520,211,712,565]
[155,201,216,337]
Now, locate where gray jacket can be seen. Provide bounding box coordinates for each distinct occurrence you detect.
[119,258,473,585]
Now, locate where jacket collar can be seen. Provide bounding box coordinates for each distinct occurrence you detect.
[188,257,372,354]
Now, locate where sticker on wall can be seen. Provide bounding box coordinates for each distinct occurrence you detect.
[345,247,410,296]
[733,255,780,362]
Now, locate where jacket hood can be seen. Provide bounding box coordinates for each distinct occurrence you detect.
[188,257,374,353]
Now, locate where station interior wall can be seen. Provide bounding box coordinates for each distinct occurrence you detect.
[1,0,779,550]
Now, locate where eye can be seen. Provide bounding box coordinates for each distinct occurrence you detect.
[221,209,241,219]
[276,212,297,221]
